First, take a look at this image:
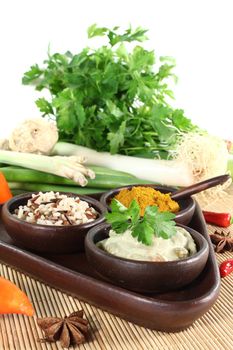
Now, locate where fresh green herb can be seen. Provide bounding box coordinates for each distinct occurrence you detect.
[22,24,197,158]
[105,199,177,245]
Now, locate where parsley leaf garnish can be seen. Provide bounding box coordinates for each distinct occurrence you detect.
[105,199,177,245]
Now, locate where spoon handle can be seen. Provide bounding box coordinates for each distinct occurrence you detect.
[171,174,230,200]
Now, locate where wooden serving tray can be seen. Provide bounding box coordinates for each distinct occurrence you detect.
[0,202,220,332]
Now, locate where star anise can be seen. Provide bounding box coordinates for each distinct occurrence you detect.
[37,310,88,348]
[210,231,233,253]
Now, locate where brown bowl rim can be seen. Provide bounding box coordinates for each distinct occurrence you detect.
[85,222,209,266]
[99,184,196,218]
[3,191,107,230]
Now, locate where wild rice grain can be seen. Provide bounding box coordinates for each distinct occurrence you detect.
[13,191,97,226]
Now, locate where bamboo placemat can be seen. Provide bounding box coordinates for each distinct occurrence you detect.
[1,190,233,350]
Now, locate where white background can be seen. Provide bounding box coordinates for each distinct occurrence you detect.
[0,0,232,140]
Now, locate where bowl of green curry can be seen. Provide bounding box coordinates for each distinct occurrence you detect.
[85,210,209,293]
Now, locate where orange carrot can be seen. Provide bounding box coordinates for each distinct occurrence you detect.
[0,276,34,316]
[0,171,12,204]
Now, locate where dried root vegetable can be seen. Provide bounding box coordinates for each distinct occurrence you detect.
[8,118,58,155]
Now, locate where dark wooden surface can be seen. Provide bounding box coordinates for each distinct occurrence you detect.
[0,203,220,332]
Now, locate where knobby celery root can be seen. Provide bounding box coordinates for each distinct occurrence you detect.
[8,118,58,155]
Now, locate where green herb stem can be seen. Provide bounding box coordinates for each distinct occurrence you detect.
[0,166,150,189]
[8,182,104,195]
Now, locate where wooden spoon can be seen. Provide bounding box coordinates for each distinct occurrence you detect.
[171,174,230,200]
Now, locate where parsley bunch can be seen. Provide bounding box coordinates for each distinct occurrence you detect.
[23,24,196,158]
[105,199,177,245]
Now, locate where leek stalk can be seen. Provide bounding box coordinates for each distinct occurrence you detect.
[52,143,194,187]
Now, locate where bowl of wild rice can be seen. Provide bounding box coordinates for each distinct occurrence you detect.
[1,191,106,254]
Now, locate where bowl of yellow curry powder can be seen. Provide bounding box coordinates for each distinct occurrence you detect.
[100,185,195,225]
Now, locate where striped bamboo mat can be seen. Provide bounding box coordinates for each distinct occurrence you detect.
[1,189,233,350]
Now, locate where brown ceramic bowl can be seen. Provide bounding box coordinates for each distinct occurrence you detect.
[1,192,106,254]
[100,184,196,226]
[85,223,209,293]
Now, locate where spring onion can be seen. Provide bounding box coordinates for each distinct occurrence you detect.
[0,150,94,186]
[8,182,104,194]
[0,166,150,189]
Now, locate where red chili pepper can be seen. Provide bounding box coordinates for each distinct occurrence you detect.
[202,211,233,228]
[219,259,233,278]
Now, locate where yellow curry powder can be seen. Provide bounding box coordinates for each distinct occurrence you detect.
[114,186,180,216]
